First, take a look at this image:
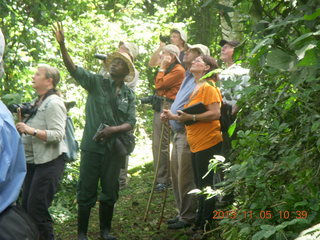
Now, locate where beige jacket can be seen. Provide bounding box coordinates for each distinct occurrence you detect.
[22,94,67,164]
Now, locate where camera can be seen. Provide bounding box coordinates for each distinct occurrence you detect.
[140,95,154,104]
[94,53,107,60]
[159,35,170,44]
[140,95,162,112]
[8,102,35,115]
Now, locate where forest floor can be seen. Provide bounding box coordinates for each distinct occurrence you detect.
[54,162,206,240]
[53,138,221,240]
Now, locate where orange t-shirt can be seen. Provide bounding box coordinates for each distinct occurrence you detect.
[185,82,223,153]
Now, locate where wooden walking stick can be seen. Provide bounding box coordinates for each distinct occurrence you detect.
[17,107,22,122]
[157,127,171,229]
[144,97,169,222]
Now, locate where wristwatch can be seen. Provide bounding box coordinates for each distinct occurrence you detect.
[33,129,38,136]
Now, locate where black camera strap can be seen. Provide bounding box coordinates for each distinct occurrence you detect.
[24,89,58,123]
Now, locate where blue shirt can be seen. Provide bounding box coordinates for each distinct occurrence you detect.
[169,71,196,132]
[0,101,26,213]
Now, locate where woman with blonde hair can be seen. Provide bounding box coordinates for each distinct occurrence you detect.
[16,64,67,240]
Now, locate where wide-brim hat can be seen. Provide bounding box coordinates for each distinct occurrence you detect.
[219,39,241,48]
[187,44,210,56]
[162,44,181,63]
[103,52,135,82]
[119,41,139,61]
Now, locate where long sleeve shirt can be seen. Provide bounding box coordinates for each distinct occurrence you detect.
[219,63,250,106]
[155,63,185,100]
[0,101,26,213]
[71,67,136,154]
[169,71,196,132]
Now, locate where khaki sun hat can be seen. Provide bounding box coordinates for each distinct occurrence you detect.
[119,41,139,61]
[187,44,210,56]
[171,28,188,43]
[103,52,135,82]
[162,44,181,63]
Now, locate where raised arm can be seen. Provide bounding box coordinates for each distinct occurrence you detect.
[148,42,166,67]
[53,22,76,73]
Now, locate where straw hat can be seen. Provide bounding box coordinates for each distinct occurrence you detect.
[187,44,210,56]
[103,52,135,82]
[162,44,181,63]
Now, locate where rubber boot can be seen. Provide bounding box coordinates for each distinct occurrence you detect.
[99,202,117,240]
[78,206,91,240]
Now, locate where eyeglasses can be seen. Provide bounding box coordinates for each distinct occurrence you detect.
[192,58,205,64]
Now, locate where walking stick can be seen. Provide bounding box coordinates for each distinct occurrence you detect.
[157,128,171,229]
[17,107,22,122]
[144,98,169,222]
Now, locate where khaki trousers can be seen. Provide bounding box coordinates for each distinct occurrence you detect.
[171,131,197,223]
[119,156,129,187]
[152,102,172,184]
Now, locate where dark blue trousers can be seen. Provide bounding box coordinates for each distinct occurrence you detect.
[22,154,65,240]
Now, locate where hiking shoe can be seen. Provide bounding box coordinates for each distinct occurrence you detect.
[168,220,191,229]
[155,183,167,192]
[167,216,179,224]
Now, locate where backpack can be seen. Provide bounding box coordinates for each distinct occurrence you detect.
[0,205,39,240]
[42,97,79,162]
[64,115,79,162]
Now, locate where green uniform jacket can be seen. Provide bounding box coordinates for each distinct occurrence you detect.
[71,67,136,154]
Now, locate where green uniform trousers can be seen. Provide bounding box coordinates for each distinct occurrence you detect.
[77,150,124,208]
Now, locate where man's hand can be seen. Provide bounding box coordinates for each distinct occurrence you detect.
[52,22,65,45]
[52,22,76,73]
[94,126,116,142]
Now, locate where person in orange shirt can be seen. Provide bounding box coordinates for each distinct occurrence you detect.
[162,55,222,233]
[152,44,185,191]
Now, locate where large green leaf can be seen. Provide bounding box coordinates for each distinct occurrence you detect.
[289,30,320,48]
[252,225,276,240]
[248,37,274,57]
[303,8,320,20]
[228,120,237,137]
[266,48,297,71]
[297,48,319,66]
[295,43,317,60]
[266,17,303,30]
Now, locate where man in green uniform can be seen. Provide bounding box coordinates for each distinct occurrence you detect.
[53,23,136,240]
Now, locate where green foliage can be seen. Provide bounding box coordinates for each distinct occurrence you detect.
[216,1,320,239]
[1,0,320,239]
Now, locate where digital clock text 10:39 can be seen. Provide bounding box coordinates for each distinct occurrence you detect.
[212,210,308,219]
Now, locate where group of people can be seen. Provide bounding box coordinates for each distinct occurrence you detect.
[148,28,249,238]
[0,23,249,240]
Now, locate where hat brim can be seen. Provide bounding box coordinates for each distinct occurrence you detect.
[103,52,135,82]
[219,40,228,47]
[219,39,240,48]
[187,44,209,56]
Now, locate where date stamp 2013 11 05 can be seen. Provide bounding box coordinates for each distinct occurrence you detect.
[212,210,308,220]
